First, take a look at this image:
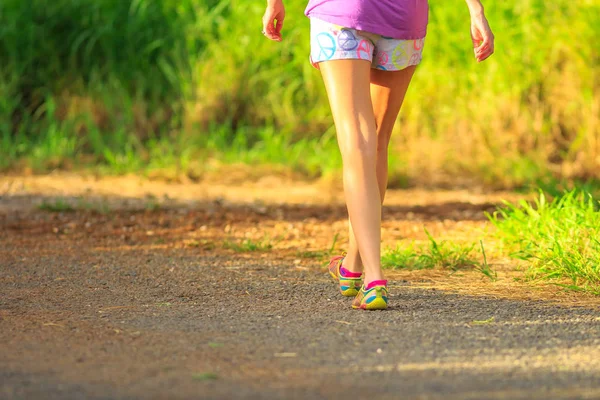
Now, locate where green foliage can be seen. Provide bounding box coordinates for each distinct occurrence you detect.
[1,0,598,186]
[192,372,218,381]
[223,237,274,252]
[38,198,75,212]
[382,229,493,279]
[471,317,495,325]
[488,190,600,294]
[144,194,161,211]
[0,0,213,169]
[0,0,195,93]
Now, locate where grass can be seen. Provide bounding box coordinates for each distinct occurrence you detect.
[144,195,161,212]
[38,198,75,212]
[471,317,495,325]
[223,237,274,252]
[382,229,495,279]
[381,187,600,294]
[0,0,598,188]
[37,196,112,213]
[488,189,600,294]
[192,372,218,381]
[478,240,497,281]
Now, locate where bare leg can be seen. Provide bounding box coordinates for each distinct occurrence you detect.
[319,59,383,284]
[345,66,417,273]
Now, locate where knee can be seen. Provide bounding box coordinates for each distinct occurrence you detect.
[337,124,377,162]
[339,139,377,166]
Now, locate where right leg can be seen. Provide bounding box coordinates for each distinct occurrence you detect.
[344,66,418,272]
[319,59,384,284]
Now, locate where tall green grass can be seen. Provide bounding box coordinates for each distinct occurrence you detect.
[1,0,598,187]
[382,230,495,280]
[489,190,600,294]
[0,0,209,170]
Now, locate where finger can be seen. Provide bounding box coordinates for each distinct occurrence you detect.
[478,43,494,60]
[474,41,490,58]
[481,47,493,60]
[477,44,492,56]
[265,32,281,41]
[265,23,281,40]
[262,13,272,34]
[475,42,489,55]
[264,26,282,41]
[473,43,485,58]
[266,33,282,41]
[475,36,493,55]
[261,14,281,41]
[275,17,284,34]
[477,48,493,62]
[481,32,494,52]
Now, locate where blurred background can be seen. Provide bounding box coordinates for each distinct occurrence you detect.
[1,0,598,189]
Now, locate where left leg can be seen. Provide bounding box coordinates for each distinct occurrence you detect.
[344,66,418,272]
[319,59,384,285]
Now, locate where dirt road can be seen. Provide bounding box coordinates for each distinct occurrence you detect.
[1,175,599,399]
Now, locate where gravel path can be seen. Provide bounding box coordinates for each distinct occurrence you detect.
[1,179,599,399]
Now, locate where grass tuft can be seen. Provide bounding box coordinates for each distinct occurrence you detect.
[488,189,600,294]
[192,372,218,381]
[477,240,497,281]
[223,237,273,252]
[144,195,161,212]
[38,198,75,212]
[382,229,490,276]
[471,317,495,325]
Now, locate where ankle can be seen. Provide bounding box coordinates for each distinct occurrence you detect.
[342,254,363,273]
[364,279,387,290]
[364,273,385,287]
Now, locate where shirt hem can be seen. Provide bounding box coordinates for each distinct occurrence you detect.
[307,13,427,40]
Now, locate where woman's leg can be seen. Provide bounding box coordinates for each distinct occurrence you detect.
[319,59,383,284]
[344,66,417,272]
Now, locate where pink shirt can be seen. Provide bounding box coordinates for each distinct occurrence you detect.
[305,0,429,40]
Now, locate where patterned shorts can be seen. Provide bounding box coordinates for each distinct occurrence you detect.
[309,18,425,71]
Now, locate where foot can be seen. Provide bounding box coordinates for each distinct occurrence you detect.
[352,280,388,310]
[327,255,362,297]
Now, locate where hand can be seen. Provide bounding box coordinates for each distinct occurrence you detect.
[470,11,494,62]
[262,0,285,42]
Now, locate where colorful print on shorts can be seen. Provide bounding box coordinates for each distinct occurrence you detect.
[309,18,425,71]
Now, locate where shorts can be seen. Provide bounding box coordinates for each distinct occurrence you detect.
[309,18,425,71]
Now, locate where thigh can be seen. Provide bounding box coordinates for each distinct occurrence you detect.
[319,59,378,159]
[370,66,417,145]
[369,36,423,143]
